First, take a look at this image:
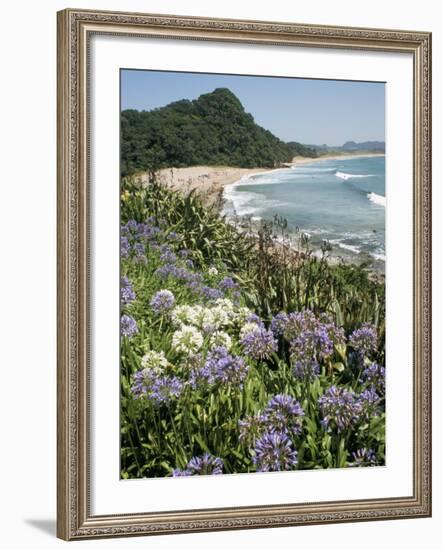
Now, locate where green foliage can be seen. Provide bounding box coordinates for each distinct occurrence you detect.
[121,176,254,270]
[286,141,318,158]
[121,88,313,176]
[247,216,385,336]
[120,176,385,478]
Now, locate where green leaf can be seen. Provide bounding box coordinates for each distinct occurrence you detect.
[332,362,345,373]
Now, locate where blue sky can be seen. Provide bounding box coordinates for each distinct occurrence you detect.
[121,69,385,146]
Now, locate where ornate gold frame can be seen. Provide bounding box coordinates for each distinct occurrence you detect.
[57,8,432,540]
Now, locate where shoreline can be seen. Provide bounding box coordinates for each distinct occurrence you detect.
[226,217,386,274]
[137,152,385,207]
[138,166,274,208]
[222,153,386,271]
[136,154,385,272]
[287,151,384,166]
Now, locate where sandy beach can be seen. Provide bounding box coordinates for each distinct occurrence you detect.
[139,166,274,207]
[288,152,385,166]
[137,152,384,207]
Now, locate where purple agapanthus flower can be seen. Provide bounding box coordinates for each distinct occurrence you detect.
[219,277,237,291]
[122,219,138,234]
[160,250,178,264]
[238,413,268,444]
[121,220,161,246]
[318,385,361,432]
[121,314,138,338]
[132,242,146,263]
[185,271,203,284]
[120,275,136,305]
[357,387,382,419]
[191,347,248,388]
[319,313,346,347]
[278,310,344,364]
[361,362,386,394]
[284,310,345,359]
[290,327,333,363]
[349,323,378,356]
[131,368,183,406]
[137,223,161,241]
[186,280,202,293]
[155,264,195,282]
[253,431,298,472]
[281,310,317,341]
[150,289,175,315]
[263,394,305,436]
[270,312,289,337]
[155,263,177,279]
[173,453,224,476]
[174,267,191,280]
[172,468,192,477]
[120,224,129,237]
[349,448,378,467]
[292,360,320,381]
[149,376,183,406]
[241,327,277,360]
[238,395,304,447]
[200,286,224,301]
[246,312,263,325]
[167,231,182,242]
[208,347,248,385]
[120,236,130,258]
[130,369,148,398]
[187,453,224,475]
[159,244,172,253]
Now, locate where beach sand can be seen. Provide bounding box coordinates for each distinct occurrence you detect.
[137,153,384,207]
[139,166,273,207]
[288,152,384,166]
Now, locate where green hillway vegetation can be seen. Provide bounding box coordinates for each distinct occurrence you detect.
[121,87,318,176]
[120,174,385,478]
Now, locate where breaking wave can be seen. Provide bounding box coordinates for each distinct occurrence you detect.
[335,171,373,180]
[367,192,386,207]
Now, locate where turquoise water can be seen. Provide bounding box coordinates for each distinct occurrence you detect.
[223,156,386,266]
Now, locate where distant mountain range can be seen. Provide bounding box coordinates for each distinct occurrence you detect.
[307,141,385,153]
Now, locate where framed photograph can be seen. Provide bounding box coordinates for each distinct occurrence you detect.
[57,8,431,540]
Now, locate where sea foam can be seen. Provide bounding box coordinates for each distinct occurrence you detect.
[367,192,386,207]
[335,171,373,180]
[329,239,361,255]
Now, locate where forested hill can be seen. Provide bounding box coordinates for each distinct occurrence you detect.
[121,88,316,176]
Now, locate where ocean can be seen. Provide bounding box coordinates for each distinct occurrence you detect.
[223,155,386,269]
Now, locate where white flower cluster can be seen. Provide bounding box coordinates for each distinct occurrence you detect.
[209,331,232,350]
[171,299,237,332]
[240,322,260,339]
[209,306,231,330]
[141,350,169,373]
[171,305,194,327]
[169,300,259,355]
[189,306,216,330]
[234,307,253,325]
[172,325,204,354]
[208,266,219,276]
